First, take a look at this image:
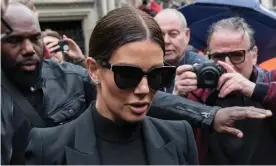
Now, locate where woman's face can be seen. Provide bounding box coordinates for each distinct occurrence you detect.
[89,40,164,123]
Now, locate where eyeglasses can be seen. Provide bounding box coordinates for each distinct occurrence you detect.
[208,48,253,65]
[1,16,13,40]
[97,60,176,90]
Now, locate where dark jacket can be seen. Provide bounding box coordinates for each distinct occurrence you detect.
[1,60,96,164]
[25,103,199,165]
[187,66,276,165]
[1,60,219,164]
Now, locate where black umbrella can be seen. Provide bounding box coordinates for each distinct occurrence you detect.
[179,0,276,64]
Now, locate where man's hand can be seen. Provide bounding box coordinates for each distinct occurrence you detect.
[217,61,256,98]
[173,65,197,96]
[46,41,60,54]
[213,106,272,138]
[62,35,86,63]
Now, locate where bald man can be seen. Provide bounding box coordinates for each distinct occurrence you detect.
[154,9,206,93]
[1,3,93,164]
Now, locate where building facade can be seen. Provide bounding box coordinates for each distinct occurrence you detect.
[35,0,273,55]
[35,0,129,55]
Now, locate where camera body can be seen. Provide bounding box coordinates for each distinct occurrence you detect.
[192,60,225,88]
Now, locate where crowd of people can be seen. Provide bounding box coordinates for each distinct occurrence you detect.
[1,0,276,165]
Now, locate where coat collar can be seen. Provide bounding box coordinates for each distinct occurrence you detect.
[142,117,179,165]
[64,103,100,165]
[65,104,179,165]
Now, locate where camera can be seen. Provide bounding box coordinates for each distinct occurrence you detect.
[192,60,225,88]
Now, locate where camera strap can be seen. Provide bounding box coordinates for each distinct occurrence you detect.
[1,72,47,127]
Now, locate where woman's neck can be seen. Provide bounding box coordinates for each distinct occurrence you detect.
[95,97,126,124]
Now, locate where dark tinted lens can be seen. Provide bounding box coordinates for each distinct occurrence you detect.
[112,66,144,90]
[209,53,226,62]
[148,66,176,90]
[229,50,245,64]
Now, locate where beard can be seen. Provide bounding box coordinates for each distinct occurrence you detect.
[1,51,45,88]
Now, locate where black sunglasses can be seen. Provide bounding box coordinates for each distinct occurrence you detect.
[208,48,253,65]
[97,60,176,90]
[1,16,13,39]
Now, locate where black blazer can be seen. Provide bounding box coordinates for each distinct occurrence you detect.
[25,104,199,165]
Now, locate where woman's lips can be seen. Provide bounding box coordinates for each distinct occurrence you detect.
[128,103,149,115]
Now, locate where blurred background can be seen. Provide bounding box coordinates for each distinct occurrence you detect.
[34,0,276,55]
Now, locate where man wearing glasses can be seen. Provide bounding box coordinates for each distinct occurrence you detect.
[174,17,276,165]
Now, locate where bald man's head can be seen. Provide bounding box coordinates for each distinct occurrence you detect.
[154,8,190,66]
[4,2,40,31]
[1,2,44,87]
[155,9,187,30]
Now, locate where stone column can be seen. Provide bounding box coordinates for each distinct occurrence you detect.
[108,0,116,11]
[261,0,273,8]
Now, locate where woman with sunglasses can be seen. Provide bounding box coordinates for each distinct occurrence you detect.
[25,7,198,165]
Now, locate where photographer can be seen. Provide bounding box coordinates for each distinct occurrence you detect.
[154,9,207,93]
[43,29,86,67]
[174,17,276,165]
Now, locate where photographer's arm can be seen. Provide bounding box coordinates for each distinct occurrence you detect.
[149,91,218,128]
[149,91,272,137]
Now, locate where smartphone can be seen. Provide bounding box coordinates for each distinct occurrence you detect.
[51,40,69,53]
[58,40,69,52]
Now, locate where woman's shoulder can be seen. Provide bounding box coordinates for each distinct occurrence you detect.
[30,122,73,141]
[146,117,193,140]
[26,121,77,164]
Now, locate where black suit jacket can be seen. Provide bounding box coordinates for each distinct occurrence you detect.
[25,104,199,165]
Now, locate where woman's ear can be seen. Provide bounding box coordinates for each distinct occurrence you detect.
[86,57,100,85]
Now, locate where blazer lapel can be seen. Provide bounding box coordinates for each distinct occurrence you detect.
[65,104,101,165]
[143,118,179,165]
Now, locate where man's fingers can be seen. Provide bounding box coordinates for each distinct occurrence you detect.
[176,79,197,86]
[49,45,60,53]
[218,78,236,98]
[237,107,272,116]
[217,73,232,90]
[176,65,193,75]
[231,107,272,120]
[222,126,244,138]
[178,71,197,80]
[63,34,68,39]
[46,41,58,48]
[174,85,197,95]
[217,61,236,73]
[63,38,75,47]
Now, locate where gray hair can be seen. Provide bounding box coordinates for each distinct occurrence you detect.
[155,8,187,29]
[207,17,255,49]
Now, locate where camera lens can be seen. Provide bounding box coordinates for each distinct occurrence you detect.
[199,66,220,87]
[202,70,217,85]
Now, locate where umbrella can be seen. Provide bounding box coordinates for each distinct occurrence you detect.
[178,0,276,65]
